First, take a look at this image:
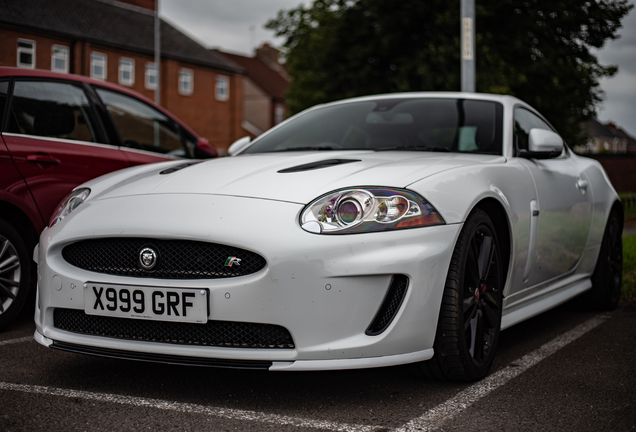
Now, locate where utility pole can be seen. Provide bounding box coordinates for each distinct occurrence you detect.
[461,0,475,92]
[154,0,161,105]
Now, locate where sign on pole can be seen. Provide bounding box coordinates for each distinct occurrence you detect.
[461,0,475,92]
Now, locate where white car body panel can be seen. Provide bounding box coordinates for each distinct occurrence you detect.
[34,92,620,371]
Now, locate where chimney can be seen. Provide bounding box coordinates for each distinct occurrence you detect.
[256,43,281,66]
[255,43,289,78]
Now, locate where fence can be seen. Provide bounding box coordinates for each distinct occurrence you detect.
[587,154,636,193]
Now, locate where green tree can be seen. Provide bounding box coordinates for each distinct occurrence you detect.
[267,0,633,146]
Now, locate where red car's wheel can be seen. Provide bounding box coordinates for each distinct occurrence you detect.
[0,219,32,328]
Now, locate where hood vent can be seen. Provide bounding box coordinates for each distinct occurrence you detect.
[278,159,361,173]
[160,161,201,175]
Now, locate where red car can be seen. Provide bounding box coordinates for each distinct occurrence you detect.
[0,67,217,327]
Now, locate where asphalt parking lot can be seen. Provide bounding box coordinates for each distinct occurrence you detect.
[1,296,635,432]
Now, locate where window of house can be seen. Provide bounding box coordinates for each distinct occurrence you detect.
[178,68,193,96]
[51,45,69,73]
[275,104,285,125]
[119,58,135,86]
[145,62,157,90]
[215,75,229,101]
[8,80,98,143]
[90,52,107,80]
[95,87,187,156]
[17,39,36,69]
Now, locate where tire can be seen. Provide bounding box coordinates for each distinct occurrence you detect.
[414,209,503,381]
[0,218,33,328]
[587,209,622,311]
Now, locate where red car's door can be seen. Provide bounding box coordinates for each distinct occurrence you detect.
[2,79,129,222]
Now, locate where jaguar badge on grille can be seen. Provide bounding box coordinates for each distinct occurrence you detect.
[139,247,158,270]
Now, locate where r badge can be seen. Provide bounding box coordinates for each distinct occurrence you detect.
[225,257,241,267]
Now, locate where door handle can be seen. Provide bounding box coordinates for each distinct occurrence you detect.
[27,154,60,165]
[576,179,588,193]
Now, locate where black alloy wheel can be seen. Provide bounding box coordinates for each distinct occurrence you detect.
[415,209,503,381]
[0,219,32,328]
[588,208,622,310]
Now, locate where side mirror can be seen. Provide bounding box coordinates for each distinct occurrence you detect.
[194,139,218,159]
[228,136,251,156]
[519,129,563,159]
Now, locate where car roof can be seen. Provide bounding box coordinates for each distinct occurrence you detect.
[324,91,523,106]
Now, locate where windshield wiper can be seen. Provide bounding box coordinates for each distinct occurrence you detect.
[270,146,337,152]
[375,145,451,152]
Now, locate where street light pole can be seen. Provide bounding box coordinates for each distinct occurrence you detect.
[154,0,161,105]
[461,0,475,92]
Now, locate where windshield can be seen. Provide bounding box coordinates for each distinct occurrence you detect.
[243,98,504,155]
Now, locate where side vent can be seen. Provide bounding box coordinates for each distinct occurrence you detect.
[278,159,361,173]
[366,275,409,336]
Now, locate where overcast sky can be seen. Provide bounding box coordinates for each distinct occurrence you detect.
[161,0,636,137]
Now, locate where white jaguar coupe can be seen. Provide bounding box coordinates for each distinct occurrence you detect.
[34,93,622,381]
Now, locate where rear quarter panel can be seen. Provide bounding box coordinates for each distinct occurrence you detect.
[575,153,620,248]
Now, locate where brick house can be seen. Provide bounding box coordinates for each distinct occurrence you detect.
[0,0,245,151]
[217,44,290,137]
[575,118,636,154]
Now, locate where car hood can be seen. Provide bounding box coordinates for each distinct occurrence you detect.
[94,151,505,204]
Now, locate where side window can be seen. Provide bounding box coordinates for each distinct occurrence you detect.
[7,81,100,143]
[95,87,188,157]
[514,107,554,152]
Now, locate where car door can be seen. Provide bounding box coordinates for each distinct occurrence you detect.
[514,107,593,287]
[1,79,129,222]
[0,79,45,230]
[93,87,197,165]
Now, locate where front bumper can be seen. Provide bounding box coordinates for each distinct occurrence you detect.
[35,193,460,370]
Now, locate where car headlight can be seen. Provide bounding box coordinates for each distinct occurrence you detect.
[300,187,444,234]
[49,188,91,227]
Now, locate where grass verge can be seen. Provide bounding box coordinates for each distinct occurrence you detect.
[622,233,636,304]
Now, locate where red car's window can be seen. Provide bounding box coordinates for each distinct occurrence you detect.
[7,81,101,143]
[95,88,190,157]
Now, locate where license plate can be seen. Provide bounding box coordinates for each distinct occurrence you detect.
[84,282,209,324]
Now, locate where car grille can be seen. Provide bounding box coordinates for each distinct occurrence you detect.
[62,238,266,279]
[54,308,295,349]
[366,275,409,335]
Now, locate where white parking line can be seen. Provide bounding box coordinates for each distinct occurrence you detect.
[0,381,380,432]
[393,314,609,432]
[0,336,32,347]
[0,314,609,431]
